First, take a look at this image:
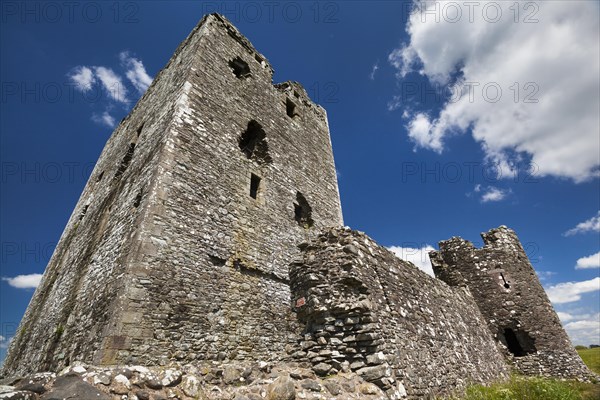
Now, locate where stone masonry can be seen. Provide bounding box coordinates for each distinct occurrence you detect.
[2,14,342,376]
[430,226,594,380]
[290,227,510,398]
[2,13,595,398]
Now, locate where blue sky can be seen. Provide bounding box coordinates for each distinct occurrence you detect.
[1,1,599,361]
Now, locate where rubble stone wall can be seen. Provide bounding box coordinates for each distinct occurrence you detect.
[290,228,509,399]
[1,12,200,376]
[2,14,343,376]
[430,226,594,380]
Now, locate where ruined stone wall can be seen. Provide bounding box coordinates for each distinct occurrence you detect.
[430,226,593,380]
[290,228,509,399]
[1,17,201,376]
[3,14,344,375]
[113,14,343,366]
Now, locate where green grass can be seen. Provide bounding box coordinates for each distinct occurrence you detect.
[448,376,599,400]
[577,347,600,375]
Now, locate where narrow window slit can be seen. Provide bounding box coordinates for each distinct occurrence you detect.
[96,171,104,182]
[500,272,510,289]
[286,98,298,119]
[79,205,89,221]
[294,192,314,228]
[250,174,261,199]
[133,191,142,208]
[229,57,251,79]
[114,143,136,179]
[136,122,145,137]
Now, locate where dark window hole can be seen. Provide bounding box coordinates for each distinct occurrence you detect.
[133,192,142,208]
[250,174,261,199]
[239,120,272,164]
[96,171,104,182]
[229,57,251,79]
[286,98,298,119]
[79,205,89,221]
[114,143,136,179]
[500,328,536,357]
[136,122,145,137]
[209,255,226,267]
[294,192,313,228]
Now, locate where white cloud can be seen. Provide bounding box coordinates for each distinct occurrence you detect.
[388,244,435,276]
[407,112,442,153]
[91,112,116,128]
[471,185,509,203]
[576,252,600,269]
[564,313,600,346]
[94,66,129,104]
[564,211,600,236]
[120,51,153,93]
[2,273,43,289]
[535,270,556,282]
[480,186,507,203]
[546,277,600,304]
[392,1,600,182]
[68,66,95,92]
[557,311,575,323]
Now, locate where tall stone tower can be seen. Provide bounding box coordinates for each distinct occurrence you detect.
[430,226,592,379]
[2,14,343,376]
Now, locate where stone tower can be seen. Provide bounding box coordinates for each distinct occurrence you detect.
[2,14,343,376]
[430,226,592,379]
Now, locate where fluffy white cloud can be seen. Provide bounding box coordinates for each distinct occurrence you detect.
[68,66,95,91]
[564,313,600,346]
[564,211,600,236]
[388,244,435,276]
[392,1,600,182]
[407,112,442,153]
[92,112,116,128]
[480,186,507,203]
[546,277,600,304]
[94,66,129,104]
[576,251,600,269]
[2,273,43,289]
[120,51,153,93]
[557,311,575,323]
[472,184,508,203]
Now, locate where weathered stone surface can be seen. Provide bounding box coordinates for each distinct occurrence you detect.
[0,392,37,400]
[1,13,342,377]
[266,375,295,400]
[430,226,596,381]
[109,374,130,395]
[290,227,510,398]
[180,375,201,397]
[40,374,110,400]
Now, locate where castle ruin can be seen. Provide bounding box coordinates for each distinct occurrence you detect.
[2,14,594,399]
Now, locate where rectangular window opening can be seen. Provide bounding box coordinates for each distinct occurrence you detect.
[250,173,261,199]
[286,98,297,119]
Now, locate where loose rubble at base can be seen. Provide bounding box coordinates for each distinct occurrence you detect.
[0,362,394,400]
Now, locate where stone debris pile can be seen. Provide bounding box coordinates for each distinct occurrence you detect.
[0,362,389,400]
